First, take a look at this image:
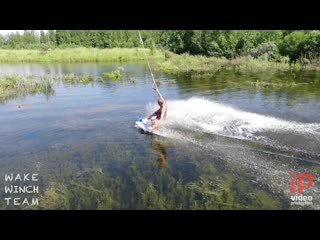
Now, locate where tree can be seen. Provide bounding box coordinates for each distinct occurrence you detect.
[250,42,278,60]
[296,32,320,63]
[40,31,48,44]
[48,30,56,46]
[167,30,185,54]
[279,31,308,62]
[0,34,4,47]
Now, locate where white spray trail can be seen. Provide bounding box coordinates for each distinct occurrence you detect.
[145,97,320,208]
[147,97,320,156]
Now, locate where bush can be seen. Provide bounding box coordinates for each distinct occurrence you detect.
[279,31,308,62]
[250,42,278,60]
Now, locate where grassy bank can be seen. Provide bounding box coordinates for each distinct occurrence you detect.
[0,48,164,63]
[1,48,320,101]
[1,48,319,74]
[155,51,320,75]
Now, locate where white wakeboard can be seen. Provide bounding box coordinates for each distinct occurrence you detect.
[134,119,164,136]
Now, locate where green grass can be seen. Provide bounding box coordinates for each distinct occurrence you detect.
[64,73,76,82]
[129,77,136,83]
[1,47,320,74]
[154,52,320,74]
[59,73,95,84]
[79,75,94,84]
[0,73,93,104]
[167,79,176,84]
[250,79,299,89]
[102,70,122,80]
[0,74,55,103]
[1,48,320,101]
[0,48,165,63]
[0,74,54,95]
[0,69,137,103]
[102,66,124,80]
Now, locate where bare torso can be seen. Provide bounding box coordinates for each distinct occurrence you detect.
[149,88,167,131]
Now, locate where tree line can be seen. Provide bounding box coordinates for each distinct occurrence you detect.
[1,30,320,63]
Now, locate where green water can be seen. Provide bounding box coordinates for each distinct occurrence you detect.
[0,63,319,209]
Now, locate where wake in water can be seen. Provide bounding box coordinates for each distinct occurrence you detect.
[146,97,320,209]
[146,97,320,157]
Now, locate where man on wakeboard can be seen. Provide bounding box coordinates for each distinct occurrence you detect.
[147,87,167,131]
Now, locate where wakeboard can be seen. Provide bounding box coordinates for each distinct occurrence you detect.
[134,117,164,136]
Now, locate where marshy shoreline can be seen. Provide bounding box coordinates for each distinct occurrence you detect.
[0,48,319,72]
[1,48,319,103]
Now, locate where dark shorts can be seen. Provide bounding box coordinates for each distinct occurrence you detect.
[155,109,161,120]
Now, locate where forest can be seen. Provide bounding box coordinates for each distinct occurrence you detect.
[1,30,320,63]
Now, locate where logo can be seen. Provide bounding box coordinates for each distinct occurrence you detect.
[290,173,314,207]
[3,173,39,207]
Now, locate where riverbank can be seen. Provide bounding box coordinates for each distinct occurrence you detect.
[1,48,320,101]
[156,51,320,75]
[0,48,164,63]
[1,48,319,73]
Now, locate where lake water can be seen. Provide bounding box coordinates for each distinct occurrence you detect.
[0,63,319,209]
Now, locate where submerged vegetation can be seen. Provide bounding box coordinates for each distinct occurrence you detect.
[102,71,122,80]
[0,63,317,209]
[36,175,281,209]
[102,66,124,80]
[2,30,320,80]
[1,60,319,104]
[250,80,298,88]
[0,31,319,210]
[0,66,134,103]
[0,74,54,93]
[0,127,289,210]
[6,146,283,210]
[0,74,54,103]
[62,73,95,84]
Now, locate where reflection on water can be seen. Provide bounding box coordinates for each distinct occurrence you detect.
[151,136,168,169]
[0,63,320,209]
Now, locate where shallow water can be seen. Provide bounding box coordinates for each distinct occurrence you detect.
[0,63,319,209]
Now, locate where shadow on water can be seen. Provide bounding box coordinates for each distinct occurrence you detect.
[137,129,169,169]
[151,136,168,170]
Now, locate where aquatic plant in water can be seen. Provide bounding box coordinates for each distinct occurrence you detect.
[102,67,125,80]
[0,74,54,102]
